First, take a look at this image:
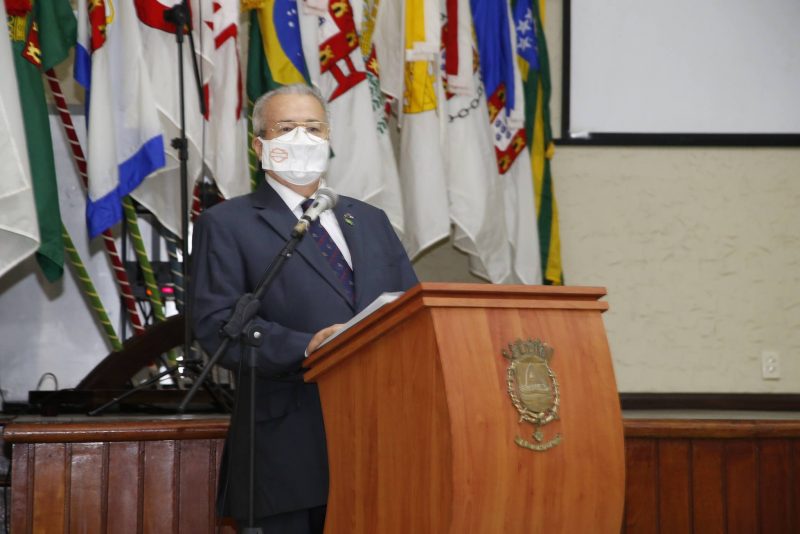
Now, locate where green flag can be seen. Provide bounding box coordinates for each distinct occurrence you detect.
[7,0,76,282]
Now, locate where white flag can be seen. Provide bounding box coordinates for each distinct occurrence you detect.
[397,0,450,257]
[440,3,513,283]
[75,0,166,238]
[0,1,39,278]
[131,0,213,237]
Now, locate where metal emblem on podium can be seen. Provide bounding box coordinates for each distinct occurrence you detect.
[502,339,562,451]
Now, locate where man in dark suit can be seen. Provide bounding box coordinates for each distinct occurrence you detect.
[190,84,417,533]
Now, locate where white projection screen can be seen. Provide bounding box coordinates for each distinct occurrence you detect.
[566,0,800,141]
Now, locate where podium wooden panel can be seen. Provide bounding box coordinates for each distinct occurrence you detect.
[305,283,625,533]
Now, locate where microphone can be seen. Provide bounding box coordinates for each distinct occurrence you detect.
[293,187,339,235]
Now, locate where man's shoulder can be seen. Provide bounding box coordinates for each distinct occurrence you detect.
[198,192,257,223]
[339,195,388,220]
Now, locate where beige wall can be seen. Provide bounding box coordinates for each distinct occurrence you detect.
[417,1,800,392]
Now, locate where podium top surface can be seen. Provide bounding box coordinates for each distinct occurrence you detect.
[404,282,608,304]
[304,282,609,378]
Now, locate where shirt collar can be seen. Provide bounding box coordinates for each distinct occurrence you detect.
[265,175,326,214]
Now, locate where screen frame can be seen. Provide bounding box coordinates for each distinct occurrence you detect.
[559,0,800,147]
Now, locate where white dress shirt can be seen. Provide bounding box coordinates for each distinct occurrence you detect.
[266,176,353,269]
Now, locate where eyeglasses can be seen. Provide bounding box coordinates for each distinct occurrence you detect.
[267,120,330,138]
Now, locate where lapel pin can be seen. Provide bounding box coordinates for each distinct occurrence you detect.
[344,213,355,226]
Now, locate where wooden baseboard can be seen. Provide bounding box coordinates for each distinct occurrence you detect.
[620,392,800,411]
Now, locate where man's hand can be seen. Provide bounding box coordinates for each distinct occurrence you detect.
[306,323,346,354]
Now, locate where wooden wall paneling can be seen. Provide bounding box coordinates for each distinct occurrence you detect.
[68,442,105,533]
[658,439,691,534]
[758,439,793,533]
[106,441,141,533]
[178,439,213,534]
[724,440,758,534]
[10,443,31,534]
[624,438,659,533]
[142,440,177,534]
[31,443,67,533]
[691,440,725,534]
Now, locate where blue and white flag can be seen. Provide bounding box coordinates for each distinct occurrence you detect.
[75,0,165,238]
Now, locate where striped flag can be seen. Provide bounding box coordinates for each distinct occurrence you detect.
[203,0,249,200]
[514,0,563,284]
[1,0,39,279]
[7,0,75,281]
[75,0,165,238]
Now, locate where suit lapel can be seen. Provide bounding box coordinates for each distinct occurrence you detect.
[253,182,355,309]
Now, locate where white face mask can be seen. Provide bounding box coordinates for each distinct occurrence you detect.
[260,128,329,186]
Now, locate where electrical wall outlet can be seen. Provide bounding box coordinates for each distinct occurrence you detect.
[761,351,781,380]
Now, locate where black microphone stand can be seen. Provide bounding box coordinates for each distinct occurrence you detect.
[164,0,205,367]
[179,220,312,532]
[178,220,311,412]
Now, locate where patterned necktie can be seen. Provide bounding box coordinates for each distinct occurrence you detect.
[301,198,355,303]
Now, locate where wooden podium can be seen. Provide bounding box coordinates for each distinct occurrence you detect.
[305,283,625,533]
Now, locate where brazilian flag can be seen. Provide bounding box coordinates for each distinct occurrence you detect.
[244,0,310,189]
[513,0,563,285]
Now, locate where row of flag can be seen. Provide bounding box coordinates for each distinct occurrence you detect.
[245,0,562,284]
[1,0,562,291]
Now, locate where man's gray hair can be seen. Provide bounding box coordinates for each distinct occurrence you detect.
[251,84,330,137]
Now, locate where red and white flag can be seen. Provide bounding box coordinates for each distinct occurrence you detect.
[202,0,249,200]
[299,0,404,233]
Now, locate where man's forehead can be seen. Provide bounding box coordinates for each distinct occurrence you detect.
[265,94,325,121]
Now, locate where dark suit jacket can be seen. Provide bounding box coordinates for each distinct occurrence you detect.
[190,180,418,520]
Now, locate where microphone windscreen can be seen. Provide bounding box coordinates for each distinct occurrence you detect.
[316,187,339,209]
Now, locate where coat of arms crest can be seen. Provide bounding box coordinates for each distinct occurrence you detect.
[502,339,562,451]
